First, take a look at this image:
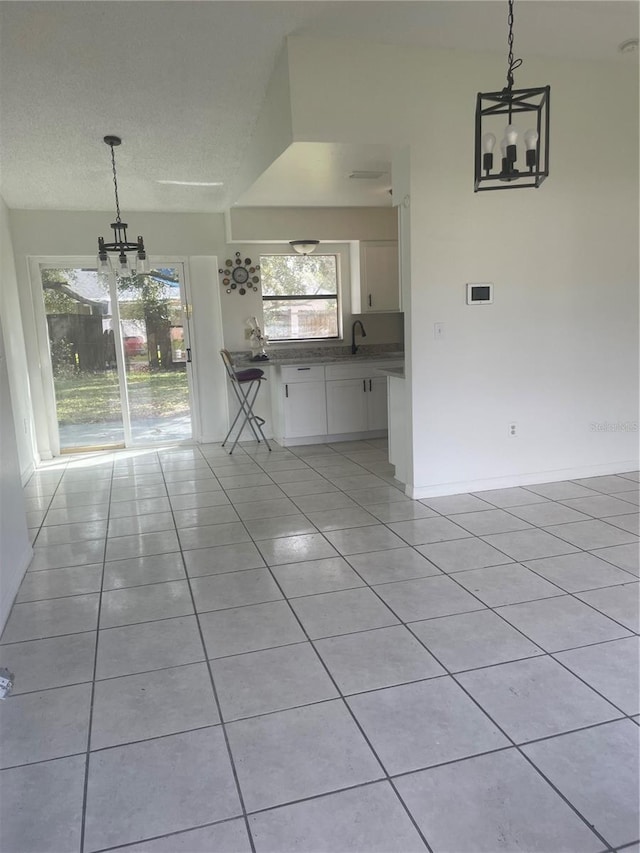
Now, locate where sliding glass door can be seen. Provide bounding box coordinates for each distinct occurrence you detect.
[37,261,194,453]
[117,266,192,444]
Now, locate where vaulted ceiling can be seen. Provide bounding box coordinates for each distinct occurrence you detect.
[0,1,636,212]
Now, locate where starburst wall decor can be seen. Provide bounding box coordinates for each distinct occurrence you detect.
[218,252,260,295]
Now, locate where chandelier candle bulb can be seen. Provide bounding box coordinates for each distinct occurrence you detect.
[504,125,518,146]
[524,128,539,168]
[504,124,518,162]
[482,133,496,173]
[500,138,509,175]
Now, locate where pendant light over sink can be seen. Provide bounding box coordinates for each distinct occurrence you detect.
[474,0,550,191]
[97,136,149,274]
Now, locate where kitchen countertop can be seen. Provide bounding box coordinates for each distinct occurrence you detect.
[377,366,405,379]
[232,346,404,367]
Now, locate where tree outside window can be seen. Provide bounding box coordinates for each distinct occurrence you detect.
[260,255,339,341]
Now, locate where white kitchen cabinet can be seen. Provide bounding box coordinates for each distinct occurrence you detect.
[281,374,327,439]
[271,358,401,446]
[353,241,400,314]
[367,376,388,430]
[326,378,369,434]
[387,373,407,484]
[326,374,389,435]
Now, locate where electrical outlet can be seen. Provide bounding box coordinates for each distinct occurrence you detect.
[509,422,518,437]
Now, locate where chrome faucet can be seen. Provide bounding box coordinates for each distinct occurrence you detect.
[351,320,367,355]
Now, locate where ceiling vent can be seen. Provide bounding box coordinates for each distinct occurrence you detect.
[348,170,388,180]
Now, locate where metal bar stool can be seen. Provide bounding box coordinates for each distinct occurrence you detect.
[220,349,271,455]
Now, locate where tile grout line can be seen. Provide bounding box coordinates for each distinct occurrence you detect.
[248,452,632,850]
[363,582,619,852]
[246,539,436,853]
[5,631,637,721]
[11,447,639,851]
[79,452,117,853]
[159,446,258,853]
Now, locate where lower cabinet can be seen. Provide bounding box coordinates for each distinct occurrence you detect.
[282,380,327,438]
[326,379,368,434]
[271,359,400,445]
[367,376,388,431]
[326,377,388,434]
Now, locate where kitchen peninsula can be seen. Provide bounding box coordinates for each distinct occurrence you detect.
[376,364,407,487]
[232,346,403,450]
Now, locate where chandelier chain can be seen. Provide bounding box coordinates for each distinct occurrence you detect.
[109,142,122,224]
[506,0,523,90]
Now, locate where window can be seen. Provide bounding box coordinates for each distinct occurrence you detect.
[260,254,339,341]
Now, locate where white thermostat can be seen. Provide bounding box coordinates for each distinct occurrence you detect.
[466,282,493,304]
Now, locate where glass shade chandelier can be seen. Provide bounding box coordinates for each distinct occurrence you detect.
[97,136,149,274]
[474,0,550,192]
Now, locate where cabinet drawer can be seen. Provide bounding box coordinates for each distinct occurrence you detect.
[280,365,326,383]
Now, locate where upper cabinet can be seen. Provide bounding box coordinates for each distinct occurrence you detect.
[352,241,400,314]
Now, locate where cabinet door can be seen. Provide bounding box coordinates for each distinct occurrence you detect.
[367,376,388,430]
[326,379,368,434]
[282,381,327,438]
[360,242,400,313]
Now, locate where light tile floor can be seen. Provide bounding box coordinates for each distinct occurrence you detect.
[1,439,639,853]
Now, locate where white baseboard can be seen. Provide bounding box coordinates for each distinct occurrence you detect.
[407,459,640,500]
[276,430,387,448]
[20,461,35,487]
[0,542,33,635]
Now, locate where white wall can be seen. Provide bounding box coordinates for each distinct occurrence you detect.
[0,198,37,480]
[285,36,639,495]
[0,320,31,633]
[9,210,231,449]
[0,197,32,632]
[229,47,294,206]
[228,206,397,243]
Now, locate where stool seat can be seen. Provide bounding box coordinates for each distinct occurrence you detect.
[234,367,265,382]
[220,349,271,455]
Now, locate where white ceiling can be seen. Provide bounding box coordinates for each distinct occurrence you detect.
[0,1,637,213]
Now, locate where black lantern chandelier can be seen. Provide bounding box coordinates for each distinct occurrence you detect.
[97,136,149,274]
[474,0,550,192]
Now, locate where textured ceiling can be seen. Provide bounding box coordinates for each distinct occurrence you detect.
[0,1,637,213]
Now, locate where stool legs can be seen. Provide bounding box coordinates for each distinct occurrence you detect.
[222,377,272,455]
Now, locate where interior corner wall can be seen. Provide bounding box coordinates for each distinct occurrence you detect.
[0,197,36,480]
[228,45,295,205]
[286,36,639,495]
[0,196,33,632]
[9,209,232,449]
[0,321,32,634]
[227,206,397,243]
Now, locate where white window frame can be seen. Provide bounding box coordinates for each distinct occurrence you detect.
[260,253,342,343]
